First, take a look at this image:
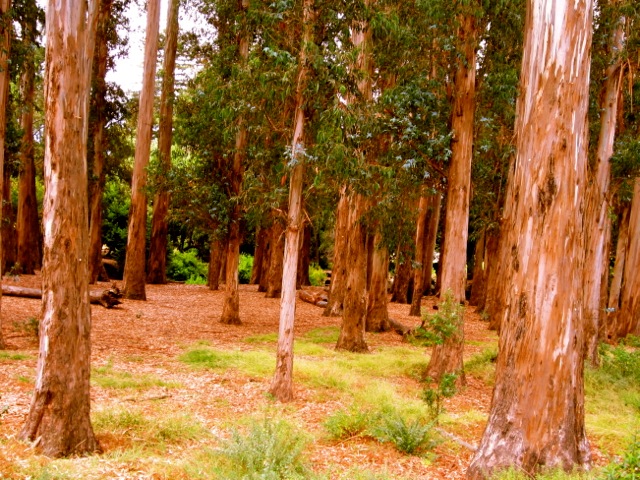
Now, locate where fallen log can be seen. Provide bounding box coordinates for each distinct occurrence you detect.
[2,284,123,308]
[298,289,328,307]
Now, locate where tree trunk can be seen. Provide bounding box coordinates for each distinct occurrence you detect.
[0,0,10,349]
[147,0,180,284]
[270,0,314,401]
[617,178,640,338]
[2,285,122,308]
[220,0,249,324]
[88,0,112,284]
[427,12,477,382]
[366,233,390,332]
[258,225,272,293]
[583,15,624,364]
[468,230,486,307]
[323,186,348,316]
[123,0,161,300]
[250,225,267,284]
[20,0,100,457]
[409,195,429,316]
[422,193,441,297]
[207,236,225,290]
[467,2,594,477]
[390,243,412,304]
[16,4,41,275]
[336,192,369,352]
[474,229,499,313]
[2,149,16,273]
[265,216,285,298]
[297,222,311,288]
[606,203,629,340]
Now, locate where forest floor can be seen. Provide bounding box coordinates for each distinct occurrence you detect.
[0,274,634,479]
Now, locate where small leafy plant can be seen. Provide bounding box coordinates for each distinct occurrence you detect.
[325,406,372,440]
[238,253,254,284]
[411,290,464,346]
[422,373,458,421]
[600,435,640,480]
[167,248,207,282]
[372,412,435,455]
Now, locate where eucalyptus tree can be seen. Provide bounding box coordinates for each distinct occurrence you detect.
[20,0,100,456]
[0,0,10,349]
[123,0,161,300]
[468,0,594,475]
[147,0,181,284]
[15,0,44,275]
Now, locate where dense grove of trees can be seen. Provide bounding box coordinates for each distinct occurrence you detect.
[0,0,638,477]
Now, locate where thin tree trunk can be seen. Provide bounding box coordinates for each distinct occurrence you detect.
[469,230,486,306]
[265,216,285,298]
[2,138,15,273]
[147,0,180,284]
[583,15,624,364]
[606,203,629,340]
[618,178,640,338]
[427,12,477,383]
[207,236,225,290]
[297,222,311,288]
[409,195,429,317]
[468,1,593,476]
[250,225,267,284]
[220,0,249,324]
[20,0,100,456]
[323,186,348,316]
[258,226,272,293]
[123,0,161,300]
[391,243,412,303]
[0,0,10,349]
[88,0,112,284]
[474,229,499,313]
[270,0,314,401]
[16,4,40,275]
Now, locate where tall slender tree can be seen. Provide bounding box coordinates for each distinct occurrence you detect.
[618,178,640,337]
[0,0,10,350]
[270,0,314,402]
[147,0,180,284]
[123,0,161,300]
[467,0,594,476]
[16,0,41,275]
[20,0,100,456]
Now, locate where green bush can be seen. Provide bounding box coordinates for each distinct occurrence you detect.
[372,412,435,455]
[102,179,131,272]
[599,435,640,480]
[325,407,372,440]
[411,290,464,346]
[239,253,253,284]
[216,417,310,479]
[309,263,327,287]
[599,344,640,384]
[422,373,458,421]
[167,248,207,282]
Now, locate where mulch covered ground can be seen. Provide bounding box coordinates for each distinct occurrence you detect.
[0,273,501,479]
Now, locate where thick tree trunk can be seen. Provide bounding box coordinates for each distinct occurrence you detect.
[250,226,267,284]
[467,2,593,477]
[583,16,624,363]
[0,0,10,349]
[220,0,249,324]
[207,236,225,290]
[265,216,285,298]
[366,234,390,332]
[617,178,640,338]
[88,0,112,284]
[16,6,40,275]
[411,192,440,315]
[323,186,348,316]
[20,1,100,457]
[427,12,477,382]
[336,192,369,352]
[422,193,441,297]
[147,0,180,284]
[123,0,161,300]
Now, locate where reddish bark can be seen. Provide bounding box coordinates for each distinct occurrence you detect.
[606,204,630,340]
[250,226,267,284]
[390,243,412,304]
[297,223,311,288]
[0,0,10,349]
[20,0,100,456]
[207,236,226,291]
[323,186,348,316]
[265,216,285,299]
[123,0,161,300]
[618,179,640,338]
[147,0,180,284]
[366,234,390,332]
[468,2,593,476]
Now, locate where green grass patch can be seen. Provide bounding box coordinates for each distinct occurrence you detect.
[92,406,209,452]
[243,333,279,344]
[92,363,181,390]
[0,351,31,361]
[180,346,275,378]
[464,348,498,384]
[301,326,340,344]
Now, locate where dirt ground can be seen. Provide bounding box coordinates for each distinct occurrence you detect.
[0,274,502,479]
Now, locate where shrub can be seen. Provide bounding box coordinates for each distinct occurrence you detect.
[372,412,435,455]
[325,407,372,440]
[217,417,310,479]
[422,373,458,421]
[309,263,327,287]
[167,248,207,282]
[600,435,640,480]
[411,290,464,346]
[239,253,253,284]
